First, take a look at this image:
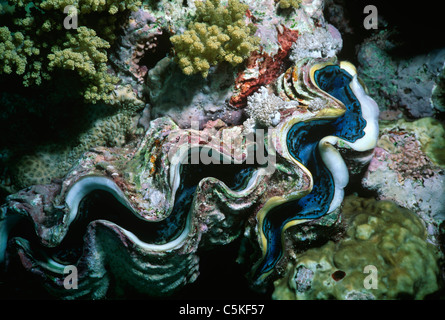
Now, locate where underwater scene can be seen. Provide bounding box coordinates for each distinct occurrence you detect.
[0,0,445,301]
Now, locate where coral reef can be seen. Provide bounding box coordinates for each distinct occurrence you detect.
[229,25,299,108]
[1,0,444,301]
[229,0,343,108]
[0,26,40,80]
[0,57,380,298]
[147,57,243,129]
[273,195,442,300]
[383,131,435,183]
[288,25,342,63]
[47,26,119,103]
[109,8,163,86]
[4,100,144,191]
[432,65,445,113]
[37,0,141,14]
[0,2,151,192]
[243,86,298,133]
[323,0,353,35]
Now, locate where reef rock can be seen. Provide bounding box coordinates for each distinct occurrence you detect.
[357,34,445,119]
[362,117,445,226]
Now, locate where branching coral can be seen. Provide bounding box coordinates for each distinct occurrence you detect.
[0,0,141,103]
[243,86,298,133]
[170,0,260,77]
[289,26,343,63]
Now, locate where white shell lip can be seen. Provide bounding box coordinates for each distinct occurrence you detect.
[1,166,263,269]
[65,175,137,226]
[169,142,264,198]
[317,73,380,214]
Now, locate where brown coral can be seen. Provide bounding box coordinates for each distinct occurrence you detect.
[273,195,442,300]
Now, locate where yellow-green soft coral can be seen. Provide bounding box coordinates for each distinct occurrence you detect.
[0,26,40,77]
[277,0,300,9]
[273,195,442,300]
[0,0,140,103]
[47,26,118,103]
[38,0,141,14]
[6,0,141,14]
[170,0,260,78]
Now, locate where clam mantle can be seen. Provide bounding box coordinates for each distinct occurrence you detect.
[0,117,269,298]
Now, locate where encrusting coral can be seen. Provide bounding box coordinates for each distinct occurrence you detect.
[382,130,436,183]
[0,0,141,103]
[9,101,144,189]
[273,195,442,300]
[170,0,260,78]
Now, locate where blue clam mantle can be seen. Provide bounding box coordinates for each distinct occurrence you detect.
[255,60,379,279]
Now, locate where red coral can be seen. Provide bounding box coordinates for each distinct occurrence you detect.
[229,25,299,108]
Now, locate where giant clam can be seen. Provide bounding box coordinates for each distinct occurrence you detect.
[0,57,378,298]
[250,57,379,282]
[0,117,270,298]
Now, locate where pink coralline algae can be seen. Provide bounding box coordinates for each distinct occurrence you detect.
[372,130,437,184]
